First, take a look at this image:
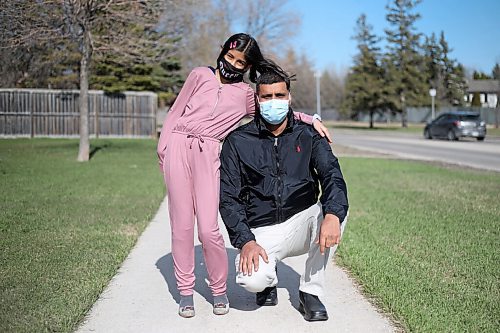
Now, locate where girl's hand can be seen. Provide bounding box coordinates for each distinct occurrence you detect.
[313,119,332,143]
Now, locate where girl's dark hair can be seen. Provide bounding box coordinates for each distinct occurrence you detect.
[218,33,290,84]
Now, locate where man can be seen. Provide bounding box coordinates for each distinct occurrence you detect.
[219,68,349,322]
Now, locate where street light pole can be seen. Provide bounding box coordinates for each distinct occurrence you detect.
[429,88,437,120]
[315,71,321,118]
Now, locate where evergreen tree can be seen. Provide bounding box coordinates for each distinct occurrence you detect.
[91,54,183,104]
[384,0,427,127]
[422,31,466,106]
[45,42,81,89]
[439,31,466,105]
[471,92,481,107]
[493,63,500,80]
[494,64,500,108]
[473,71,492,80]
[89,4,183,100]
[423,33,442,91]
[342,14,386,128]
[446,62,467,106]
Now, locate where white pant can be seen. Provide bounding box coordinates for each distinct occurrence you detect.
[235,203,347,297]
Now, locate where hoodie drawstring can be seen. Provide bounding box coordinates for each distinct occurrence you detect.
[187,133,205,151]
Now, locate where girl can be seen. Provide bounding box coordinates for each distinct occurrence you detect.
[157,33,330,318]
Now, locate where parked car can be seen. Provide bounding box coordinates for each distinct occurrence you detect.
[424,112,486,141]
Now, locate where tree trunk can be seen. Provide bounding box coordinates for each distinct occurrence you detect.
[369,110,374,128]
[400,92,407,128]
[77,30,91,162]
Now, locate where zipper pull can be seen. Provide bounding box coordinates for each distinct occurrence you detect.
[274,137,278,146]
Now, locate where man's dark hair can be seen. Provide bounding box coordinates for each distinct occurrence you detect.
[256,68,292,93]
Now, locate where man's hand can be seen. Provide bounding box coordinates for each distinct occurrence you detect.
[239,241,269,276]
[315,214,341,255]
[313,119,332,143]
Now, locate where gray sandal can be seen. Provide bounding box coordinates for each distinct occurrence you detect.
[213,302,229,315]
[178,305,195,318]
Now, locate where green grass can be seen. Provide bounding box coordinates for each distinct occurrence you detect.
[1,139,499,332]
[0,139,165,333]
[487,127,500,136]
[337,158,500,332]
[325,121,425,133]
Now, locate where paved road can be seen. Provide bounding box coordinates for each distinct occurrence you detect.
[76,199,395,333]
[332,129,500,172]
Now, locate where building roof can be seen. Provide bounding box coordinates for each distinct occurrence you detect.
[466,80,500,93]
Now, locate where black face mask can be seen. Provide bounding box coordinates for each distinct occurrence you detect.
[217,56,245,83]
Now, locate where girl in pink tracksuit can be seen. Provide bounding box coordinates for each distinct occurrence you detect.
[157,33,328,318]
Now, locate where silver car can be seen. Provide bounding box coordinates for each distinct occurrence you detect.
[424,112,486,141]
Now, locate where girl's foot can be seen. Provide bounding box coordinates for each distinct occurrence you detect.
[178,295,195,318]
[213,294,229,315]
[179,305,195,318]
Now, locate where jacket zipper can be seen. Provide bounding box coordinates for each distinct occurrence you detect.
[211,85,222,117]
[274,137,282,223]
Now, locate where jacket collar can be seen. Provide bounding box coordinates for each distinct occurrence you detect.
[255,107,296,137]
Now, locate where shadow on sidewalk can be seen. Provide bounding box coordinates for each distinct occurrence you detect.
[156,245,302,312]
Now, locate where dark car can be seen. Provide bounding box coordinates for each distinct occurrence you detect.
[424,112,486,141]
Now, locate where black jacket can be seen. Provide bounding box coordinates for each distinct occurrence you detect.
[219,110,349,249]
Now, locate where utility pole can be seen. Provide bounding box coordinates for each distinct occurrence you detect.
[315,71,321,118]
[429,88,436,120]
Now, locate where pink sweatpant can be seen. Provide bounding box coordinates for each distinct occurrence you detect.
[163,130,228,297]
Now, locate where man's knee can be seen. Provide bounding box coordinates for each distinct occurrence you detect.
[235,259,277,293]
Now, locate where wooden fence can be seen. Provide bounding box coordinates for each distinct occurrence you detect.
[0,89,158,137]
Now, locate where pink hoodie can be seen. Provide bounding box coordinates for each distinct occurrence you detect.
[157,67,313,170]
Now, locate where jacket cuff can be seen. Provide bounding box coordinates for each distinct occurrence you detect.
[324,204,347,224]
[237,234,256,250]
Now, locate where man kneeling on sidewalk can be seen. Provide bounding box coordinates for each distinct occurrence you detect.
[219,68,349,321]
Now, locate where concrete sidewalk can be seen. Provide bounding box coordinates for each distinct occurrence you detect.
[76,198,396,333]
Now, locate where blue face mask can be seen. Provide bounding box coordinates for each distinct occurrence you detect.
[259,99,290,125]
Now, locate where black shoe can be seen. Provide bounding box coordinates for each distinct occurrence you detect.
[298,291,328,321]
[256,286,278,306]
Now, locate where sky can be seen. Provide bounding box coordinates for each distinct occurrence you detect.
[287,0,500,75]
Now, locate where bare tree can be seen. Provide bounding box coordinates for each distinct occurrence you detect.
[235,0,301,55]
[279,48,316,109]
[0,0,174,161]
[171,0,231,74]
[278,48,346,113]
[321,68,346,110]
[163,0,300,75]
[0,1,57,88]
